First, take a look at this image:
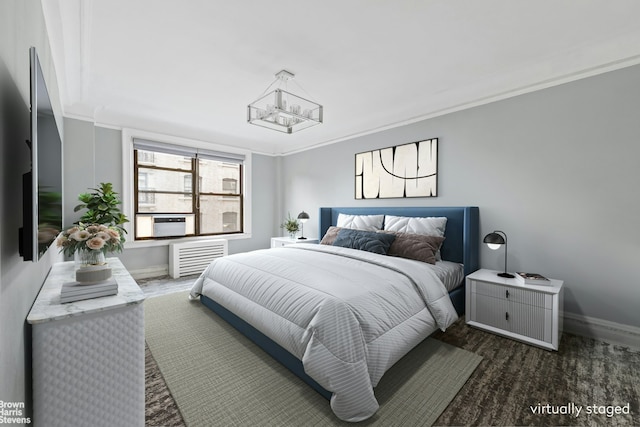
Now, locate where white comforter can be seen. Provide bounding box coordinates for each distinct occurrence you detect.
[189,243,458,422]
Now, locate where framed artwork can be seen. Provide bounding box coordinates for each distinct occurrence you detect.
[355,138,438,199]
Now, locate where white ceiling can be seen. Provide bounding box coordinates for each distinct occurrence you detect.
[43,0,640,155]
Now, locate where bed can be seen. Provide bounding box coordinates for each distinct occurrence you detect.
[189,206,479,422]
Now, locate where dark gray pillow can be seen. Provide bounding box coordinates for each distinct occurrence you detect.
[332,228,396,255]
[386,232,445,264]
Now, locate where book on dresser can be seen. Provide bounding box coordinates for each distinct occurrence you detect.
[516,272,551,285]
[60,277,118,303]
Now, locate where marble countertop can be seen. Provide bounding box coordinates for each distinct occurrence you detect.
[27,257,145,325]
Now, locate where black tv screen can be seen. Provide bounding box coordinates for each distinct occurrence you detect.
[20,47,63,261]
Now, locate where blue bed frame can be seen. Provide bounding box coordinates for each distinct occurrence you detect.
[200,206,479,401]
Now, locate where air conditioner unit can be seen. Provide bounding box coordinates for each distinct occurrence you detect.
[153,215,186,237]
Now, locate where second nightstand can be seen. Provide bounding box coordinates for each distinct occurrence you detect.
[271,237,319,248]
[466,269,564,351]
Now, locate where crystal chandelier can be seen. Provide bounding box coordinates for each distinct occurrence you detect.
[247,70,323,134]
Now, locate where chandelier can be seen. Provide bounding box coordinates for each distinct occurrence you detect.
[247,70,323,134]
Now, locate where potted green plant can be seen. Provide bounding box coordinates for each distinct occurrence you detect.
[74,182,129,237]
[56,183,129,282]
[280,212,300,239]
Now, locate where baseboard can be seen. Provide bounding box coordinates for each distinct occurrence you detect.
[128,264,168,280]
[563,312,640,350]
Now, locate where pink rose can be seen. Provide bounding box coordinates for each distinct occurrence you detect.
[107,229,120,240]
[86,237,106,250]
[96,231,111,241]
[56,235,68,248]
[86,225,100,234]
[71,230,91,241]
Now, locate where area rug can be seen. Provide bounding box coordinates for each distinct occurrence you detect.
[145,291,482,426]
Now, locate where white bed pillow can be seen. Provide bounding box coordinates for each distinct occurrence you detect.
[383,215,447,236]
[384,215,447,260]
[336,213,384,231]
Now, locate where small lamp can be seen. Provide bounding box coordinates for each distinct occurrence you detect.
[483,231,514,278]
[297,211,309,240]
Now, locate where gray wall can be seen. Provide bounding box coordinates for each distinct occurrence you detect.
[0,0,64,412]
[281,64,640,329]
[63,120,125,224]
[63,118,279,273]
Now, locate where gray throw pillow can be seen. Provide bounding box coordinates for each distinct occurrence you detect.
[386,232,445,264]
[332,228,396,255]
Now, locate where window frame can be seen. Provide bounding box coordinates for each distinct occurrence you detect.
[122,128,252,248]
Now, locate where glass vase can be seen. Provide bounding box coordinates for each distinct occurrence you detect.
[75,249,106,268]
[74,250,112,283]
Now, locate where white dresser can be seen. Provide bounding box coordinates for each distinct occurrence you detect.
[27,258,145,427]
[466,269,564,351]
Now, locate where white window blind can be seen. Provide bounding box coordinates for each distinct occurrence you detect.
[133,138,245,163]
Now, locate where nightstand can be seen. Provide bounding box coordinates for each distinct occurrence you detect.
[465,269,564,351]
[271,236,319,248]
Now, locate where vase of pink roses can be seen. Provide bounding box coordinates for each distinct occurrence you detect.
[57,223,124,283]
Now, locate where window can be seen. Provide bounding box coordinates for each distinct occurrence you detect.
[137,172,155,205]
[222,178,238,193]
[183,174,192,193]
[131,138,246,240]
[222,212,238,231]
[138,150,155,164]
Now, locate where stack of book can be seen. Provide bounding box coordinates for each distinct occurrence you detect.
[60,278,118,304]
[516,272,551,285]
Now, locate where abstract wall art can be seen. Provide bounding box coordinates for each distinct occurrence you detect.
[355,138,438,199]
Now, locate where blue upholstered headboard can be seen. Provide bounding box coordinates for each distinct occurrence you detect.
[319,206,479,276]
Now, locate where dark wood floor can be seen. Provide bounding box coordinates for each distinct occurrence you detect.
[432,319,639,426]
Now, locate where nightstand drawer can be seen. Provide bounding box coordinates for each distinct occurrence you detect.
[474,294,549,341]
[473,280,550,308]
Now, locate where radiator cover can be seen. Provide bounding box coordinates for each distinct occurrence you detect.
[169,239,228,278]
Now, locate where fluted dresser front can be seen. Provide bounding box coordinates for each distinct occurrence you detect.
[27,258,145,427]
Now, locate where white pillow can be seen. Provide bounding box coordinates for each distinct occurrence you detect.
[336,214,384,231]
[383,215,447,237]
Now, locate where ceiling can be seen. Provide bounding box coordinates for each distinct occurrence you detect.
[43,0,640,155]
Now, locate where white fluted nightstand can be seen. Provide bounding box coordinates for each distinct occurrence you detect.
[465,269,564,351]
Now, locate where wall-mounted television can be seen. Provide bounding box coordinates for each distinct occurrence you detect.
[19,47,63,261]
